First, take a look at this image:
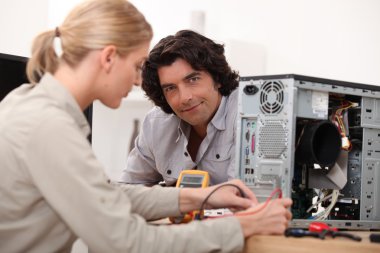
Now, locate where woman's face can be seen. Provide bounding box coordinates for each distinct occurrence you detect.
[100,42,150,109]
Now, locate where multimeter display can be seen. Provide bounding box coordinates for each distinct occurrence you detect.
[177,170,209,189]
[179,175,204,187]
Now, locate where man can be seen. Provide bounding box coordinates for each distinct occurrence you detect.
[121,30,239,186]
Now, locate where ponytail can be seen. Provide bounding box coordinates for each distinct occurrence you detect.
[26,29,60,84]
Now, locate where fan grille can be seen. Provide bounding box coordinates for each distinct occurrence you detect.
[260,81,284,114]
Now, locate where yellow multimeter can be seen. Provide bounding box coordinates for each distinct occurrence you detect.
[170,170,209,223]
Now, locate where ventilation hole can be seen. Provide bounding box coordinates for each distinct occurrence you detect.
[258,120,287,158]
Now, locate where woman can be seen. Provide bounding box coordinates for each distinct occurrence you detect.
[0,0,292,252]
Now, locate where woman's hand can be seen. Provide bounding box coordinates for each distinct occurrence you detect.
[178,179,292,238]
[201,179,258,210]
[179,179,258,213]
[236,198,293,237]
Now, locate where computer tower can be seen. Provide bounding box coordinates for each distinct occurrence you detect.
[236,74,380,229]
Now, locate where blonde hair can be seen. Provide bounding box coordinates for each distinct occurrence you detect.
[27,0,152,84]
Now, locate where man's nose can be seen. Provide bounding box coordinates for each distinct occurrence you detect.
[179,86,192,103]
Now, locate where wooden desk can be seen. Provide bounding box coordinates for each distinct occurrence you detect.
[151,219,380,252]
[244,232,380,253]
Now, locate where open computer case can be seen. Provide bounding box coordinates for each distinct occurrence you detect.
[236,74,380,230]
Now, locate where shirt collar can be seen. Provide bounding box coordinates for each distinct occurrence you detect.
[39,73,91,137]
[176,118,190,143]
[210,95,228,130]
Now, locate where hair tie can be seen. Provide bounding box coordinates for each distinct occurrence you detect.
[55,27,61,37]
[53,27,63,57]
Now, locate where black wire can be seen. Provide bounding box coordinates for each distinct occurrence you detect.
[194,183,246,220]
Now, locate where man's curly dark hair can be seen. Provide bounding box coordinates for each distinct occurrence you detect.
[142,30,239,114]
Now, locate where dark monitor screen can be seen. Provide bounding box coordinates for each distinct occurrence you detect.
[0,53,28,101]
[0,53,93,141]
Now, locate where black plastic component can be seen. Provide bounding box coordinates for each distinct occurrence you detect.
[330,231,362,242]
[370,233,380,243]
[243,85,258,95]
[296,120,342,169]
[285,228,320,238]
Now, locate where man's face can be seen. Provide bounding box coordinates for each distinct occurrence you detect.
[158,58,222,129]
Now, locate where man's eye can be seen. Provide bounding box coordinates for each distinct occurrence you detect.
[189,76,200,83]
[163,86,175,93]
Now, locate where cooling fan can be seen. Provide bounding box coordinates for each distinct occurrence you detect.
[260,80,284,114]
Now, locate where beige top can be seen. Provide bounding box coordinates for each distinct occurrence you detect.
[0,74,243,253]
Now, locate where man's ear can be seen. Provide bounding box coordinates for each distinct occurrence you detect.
[100,45,117,73]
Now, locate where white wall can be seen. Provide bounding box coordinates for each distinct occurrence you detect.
[134,0,380,85]
[0,0,49,56]
[92,89,153,181]
[218,0,380,84]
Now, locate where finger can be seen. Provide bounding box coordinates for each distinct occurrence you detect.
[285,209,292,221]
[242,188,258,204]
[279,198,293,208]
[246,201,266,213]
[237,200,266,214]
[230,195,255,210]
[230,180,258,204]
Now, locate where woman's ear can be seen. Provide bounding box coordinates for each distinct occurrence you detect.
[100,45,117,73]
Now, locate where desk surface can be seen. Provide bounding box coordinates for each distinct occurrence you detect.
[151,219,380,252]
[244,232,380,253]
